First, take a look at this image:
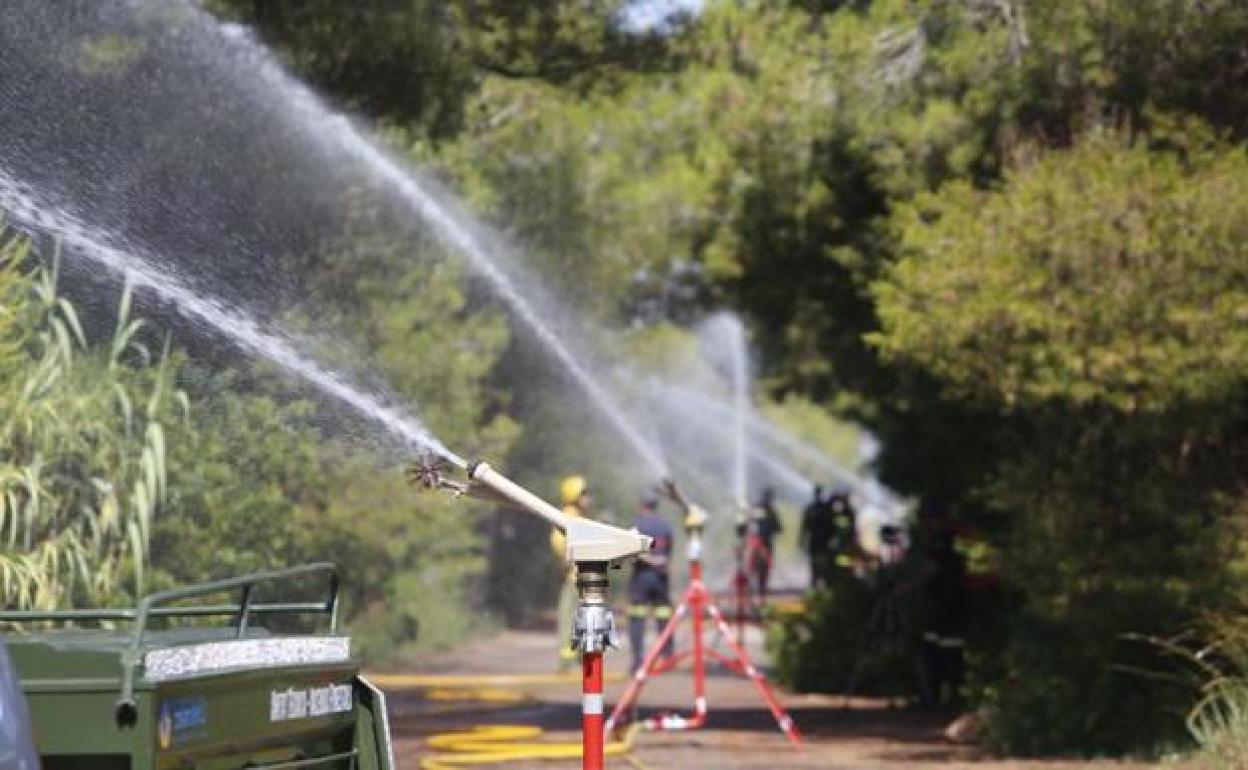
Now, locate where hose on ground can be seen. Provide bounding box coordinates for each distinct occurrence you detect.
[420,723,640,769]
[367,672,638,769]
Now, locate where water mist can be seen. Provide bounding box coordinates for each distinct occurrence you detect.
[0,173,463,466]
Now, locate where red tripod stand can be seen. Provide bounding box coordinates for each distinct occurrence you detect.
[605,519,803,747]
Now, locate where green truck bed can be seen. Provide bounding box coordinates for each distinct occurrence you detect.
[1,564,394,770]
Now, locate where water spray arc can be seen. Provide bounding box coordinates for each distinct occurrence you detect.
[698,313,772,642]
[722,315,751,508]
[732,348,749,506]
[0,172,462,466]
[0,163,648,770]
[697,313,754,508]
[198,9,668,479]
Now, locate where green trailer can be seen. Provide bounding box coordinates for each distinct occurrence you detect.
[0,563,394,769]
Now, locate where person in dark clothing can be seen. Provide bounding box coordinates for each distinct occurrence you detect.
[921,529,968,707]
[627,493,675,673]
[799,485,831,588]
[753,487,783,601]
[894,510,968,708]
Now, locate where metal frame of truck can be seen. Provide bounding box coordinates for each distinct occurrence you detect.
[0,563,394,769]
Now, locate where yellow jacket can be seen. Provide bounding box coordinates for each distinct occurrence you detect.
[551,504,582,562]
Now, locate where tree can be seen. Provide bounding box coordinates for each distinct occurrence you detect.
[872,130,1248,753]
[436,1,1248,752]
[205,0,682,140]
[875,130,1248,413]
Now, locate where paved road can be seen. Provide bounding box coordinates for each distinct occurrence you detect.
[378,628,1161,770]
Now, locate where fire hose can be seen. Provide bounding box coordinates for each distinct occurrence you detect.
[367,672,639,769]
[421,724,640,769]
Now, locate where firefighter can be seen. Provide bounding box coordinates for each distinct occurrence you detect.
[627,492,675,673]
[753,487,783,601]
[732,503,758,622]
[893,507,968,708]
[799,485,831,588]
[921,527,967,707]
[553,474,591,670]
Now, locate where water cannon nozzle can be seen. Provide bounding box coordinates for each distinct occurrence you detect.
[658,476,708,530]
[406,453,469,496]
[407,458,651,564]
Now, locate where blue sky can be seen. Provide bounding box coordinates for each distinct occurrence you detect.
[622,0,706,32]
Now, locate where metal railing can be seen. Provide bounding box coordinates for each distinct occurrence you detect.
[0,563,342,724]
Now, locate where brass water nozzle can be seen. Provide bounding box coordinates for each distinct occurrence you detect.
[407,456,653,565]
[405,454,469,496]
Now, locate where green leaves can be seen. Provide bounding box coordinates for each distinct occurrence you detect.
[0,236,176,608]
[874,130,1248,412]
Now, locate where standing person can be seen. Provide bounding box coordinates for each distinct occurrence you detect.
[799,485,831,588]
[553,474,592,670]
[733,502,758,625]
[893,507,968,708]
[627,493,675,673]
[753,487,783,601]
[921,527,968,707]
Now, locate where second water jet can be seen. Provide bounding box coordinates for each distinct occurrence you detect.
[200,5,671,479]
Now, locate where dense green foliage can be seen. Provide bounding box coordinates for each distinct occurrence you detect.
[878,132,1248,410]
[0,238,176,608]
[875,134,1248,750]
[205,0,681,136]
[0,230,505,657]
[772,574,909,698]
[412,0,1248,755]
[6,0,1248,757]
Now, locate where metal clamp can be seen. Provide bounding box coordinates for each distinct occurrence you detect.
[572,562,618,654]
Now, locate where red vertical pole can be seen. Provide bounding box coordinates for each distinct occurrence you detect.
[583,650,605,770]
[689,558,708,725]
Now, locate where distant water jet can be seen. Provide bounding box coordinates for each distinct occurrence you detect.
[651,381,902,512]
[648,383,814,502]
[699,313,752,508]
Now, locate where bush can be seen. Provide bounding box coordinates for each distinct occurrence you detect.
[1190,678,1248,769]
[0,236,179,607]
[966,408,1246,756]
[1185,616,1248,769]
[978,616,1197,756]
[772,570,920,698]
[872,130,1248,755]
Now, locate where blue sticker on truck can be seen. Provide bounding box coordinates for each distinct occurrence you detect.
[158,697,208,750]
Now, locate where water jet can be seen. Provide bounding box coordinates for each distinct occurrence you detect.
[0,171,462,466]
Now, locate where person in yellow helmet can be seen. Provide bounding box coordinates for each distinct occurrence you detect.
[554,474,591,669]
